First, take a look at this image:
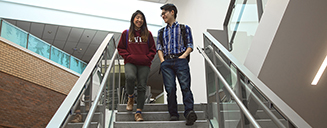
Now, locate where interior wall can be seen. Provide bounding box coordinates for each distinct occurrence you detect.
[246,0,327,127]
[244,0,290,76]
[168,0,230,103]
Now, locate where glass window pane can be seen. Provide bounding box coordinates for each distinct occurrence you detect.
[28,35,50,59]
[1,21,28,48]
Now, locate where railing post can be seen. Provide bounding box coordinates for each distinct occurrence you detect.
[112,56,116,112]
[26,33,29,49]
[211,44,225,128]
[236,66,245,128]
[90,68,93,111]
[0,19,2,37]
[117,55,121,106]
[256,0,264,21]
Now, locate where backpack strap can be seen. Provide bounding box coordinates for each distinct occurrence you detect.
[158,27,165,48]
[126,29,129,48]
[179,24,188,47]
[180,24,190,62]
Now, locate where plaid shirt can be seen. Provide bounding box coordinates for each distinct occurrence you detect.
[156,21,193,56]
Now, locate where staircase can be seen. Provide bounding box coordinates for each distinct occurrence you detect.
[65,105,103,128]
[114,103,209,128]
[220,102,288,128]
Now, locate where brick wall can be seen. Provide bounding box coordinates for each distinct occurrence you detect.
[0,39,80,127]
[0,40,79,95]
[0,71,65,128]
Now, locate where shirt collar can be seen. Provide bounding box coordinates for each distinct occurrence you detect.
[166,21,179,29]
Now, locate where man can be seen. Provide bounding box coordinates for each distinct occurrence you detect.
[156,3,197,126]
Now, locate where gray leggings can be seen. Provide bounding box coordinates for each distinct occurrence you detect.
[125,63,150,109]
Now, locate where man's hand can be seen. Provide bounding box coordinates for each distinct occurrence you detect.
[178,47,193,59]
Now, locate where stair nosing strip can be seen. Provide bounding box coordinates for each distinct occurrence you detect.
[116,110,205,114]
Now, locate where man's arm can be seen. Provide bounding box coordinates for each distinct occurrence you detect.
[179,47,193,59]
[158,50,165,63]
[179,25,193,59]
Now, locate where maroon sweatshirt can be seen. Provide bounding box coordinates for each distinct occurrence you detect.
[117,29,156,67]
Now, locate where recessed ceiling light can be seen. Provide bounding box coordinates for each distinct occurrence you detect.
[311,56,327,85]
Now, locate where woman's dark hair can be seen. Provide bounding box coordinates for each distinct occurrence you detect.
[160,3,178,19]
[129,10,149,42]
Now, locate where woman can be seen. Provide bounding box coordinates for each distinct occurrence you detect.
[117,10,156,121]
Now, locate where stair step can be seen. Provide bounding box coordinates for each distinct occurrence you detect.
[65,122,98,128]
[220,102,271,110]
[117,103,205,112]
[68,112,101,122]
[80,104,103,113]
[225,119,288,128]
[113,120,209,128]
[116,111,206,121]
[220,110,284,120]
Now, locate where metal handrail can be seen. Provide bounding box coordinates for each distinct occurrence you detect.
[206,45,286,128]
[83,49,119,128]
[46,33,114,128]
[197,46,261,128]
[203,32,311,127]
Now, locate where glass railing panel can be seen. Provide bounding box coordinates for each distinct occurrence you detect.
[233,0,259,39]
[107,37,116,59]
[241,80,288,127]
[70,56,87,74]
[107,65,120,110]
[204,36,217,95]
[91,64,105,128]
[203,35,219,127]
[28,34,50,59]
[204,37,233,89]
[227,0,260,60]
[262,0,269,11]
[204,60,219,127]
[227,0,242,42]
[1,20,28,48]
[202,33,295,128]
[51,46,70,68]
[0,19,87,74]
[213,46,242,128]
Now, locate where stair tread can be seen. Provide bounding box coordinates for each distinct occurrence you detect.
[225,119,287,121]
[117,103,205,112]
[117,110,205,114]
[113,120,209,128]
[114,120,208,123]
[115,111,206,121]
[114,103,209,127]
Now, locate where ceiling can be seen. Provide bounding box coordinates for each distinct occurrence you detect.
[140,0,168,4]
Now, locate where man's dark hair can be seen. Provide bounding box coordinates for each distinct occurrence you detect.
[160,3,178,19]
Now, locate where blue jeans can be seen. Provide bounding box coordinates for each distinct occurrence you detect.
[160,58,194,117]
